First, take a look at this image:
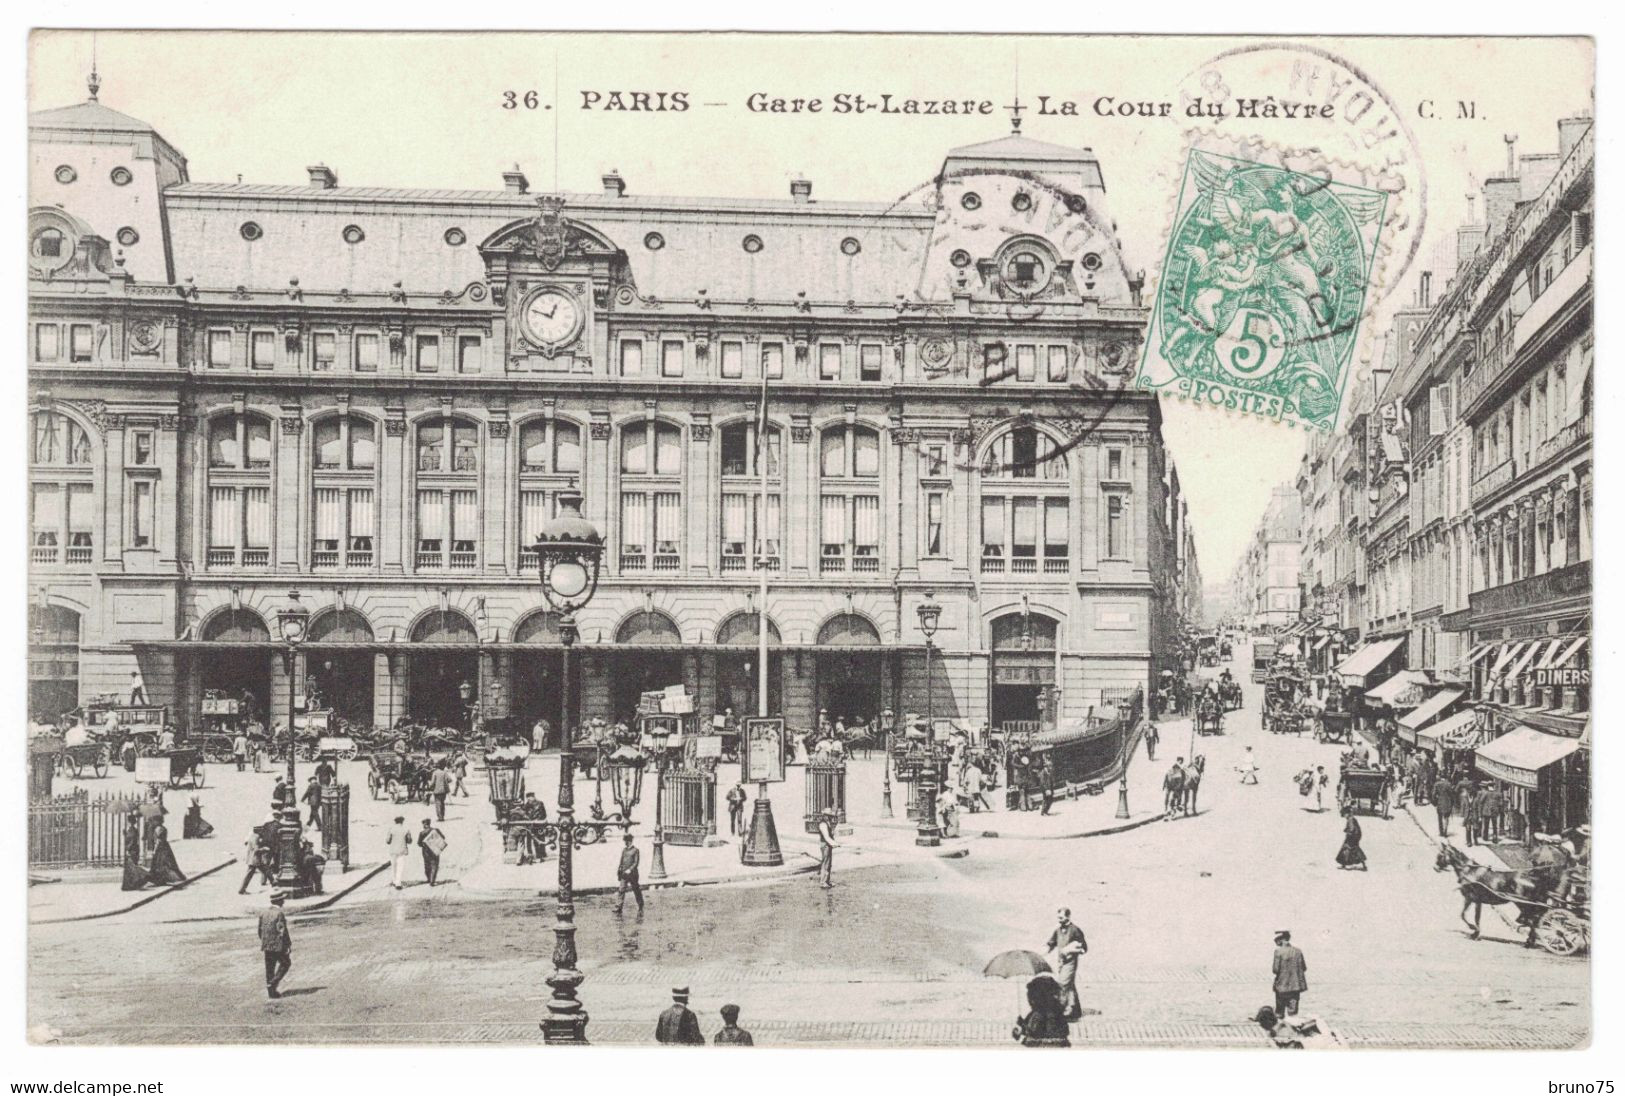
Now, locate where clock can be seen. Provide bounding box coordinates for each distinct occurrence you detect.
[521,287,584,348]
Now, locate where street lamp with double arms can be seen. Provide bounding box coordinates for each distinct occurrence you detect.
[533,483,625,1045]
[915,594,942,848]
[274,590,310,890]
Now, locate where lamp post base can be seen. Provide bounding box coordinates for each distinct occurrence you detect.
[741,793,783,866]
[542,966,590,1045]
[1115,777,1131,819]
[275,805,307,893]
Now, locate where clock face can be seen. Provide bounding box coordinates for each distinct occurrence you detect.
[522,288,583,346]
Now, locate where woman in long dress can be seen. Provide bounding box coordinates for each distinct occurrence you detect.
[182,795,214,839]
[1013,974,1071,1048]
[120,813,150,891]
[1335,806,1368,870]
[146,821,188,886]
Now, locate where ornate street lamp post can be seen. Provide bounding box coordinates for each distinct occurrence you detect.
[533,482,622,1045]
[647,722,671,880]
[881,707,894,818]
[915,594,942,848]
[458,679,475,735]
[275,590,310,890]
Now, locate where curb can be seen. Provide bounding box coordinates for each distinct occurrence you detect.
[970,809,1170,841]
[31,858,237,925]
[294,861,391,914]
[458,857,821,899]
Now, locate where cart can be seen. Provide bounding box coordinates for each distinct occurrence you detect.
[1218,678,1244,712]
[1532,892,1590,957]
[1317,709,1355,745]
[1194,698,1225,736]
[58,737,112,778]
[1337,764,1391,818]
[368,749,403,800]
[141,746,207,789]
[318,735,360,762]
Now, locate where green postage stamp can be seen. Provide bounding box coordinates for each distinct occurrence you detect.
[1137,148,1389,431]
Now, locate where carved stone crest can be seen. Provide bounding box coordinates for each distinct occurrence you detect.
[535,195,568,271]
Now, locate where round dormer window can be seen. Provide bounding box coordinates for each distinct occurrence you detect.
[1011,191,1034,212]
[110,167,134,187]
[342,224,365,245]
[742,234,764,254]
[117,227,140,247]
[960,192,982,211]
[949,249,973,269]
[55,165,77,184]
[240,221,263,241]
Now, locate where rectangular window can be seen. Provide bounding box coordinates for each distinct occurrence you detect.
[251,331,275,370]
[926,492,944,556]
[653,492,681,568]
[518,489,551,568]
[1044,498,1069,571]
[31,485,62,562]
[416,490,445,567]
[450,490,478,568]
[620,492,648,569]
[761,342,784,379]
[820,344,843,381]
[1047,345,1069,382]
[70,324,94,363]
[457,335,482,374]
[860,344,883,382]
[821,432,845,477]
[208,330,233,368]
[243,488,271,558]
[312,331,336,371]
[925,443,946,477]
[821,495,848,570]
[655,427,681,476]
[312,487,343,565]
[721,492,749,564]
[1107,495,1127,558]
[661,339,684,377]
[852,495,881,570]
[348,489,375,564]
[416,334,441,373]
[63,483,92,560]
[35,325,60,362]
[1016,345,1036,382]
[1012,498,1038,567]
[1107,448,1124,481]
[721,341,744,379]
[620,339,644,377]
[759,493,782,565]
[981,497,1005,572]
[354,333,379,372]
[131,431,154,466]
[853,431,880,477]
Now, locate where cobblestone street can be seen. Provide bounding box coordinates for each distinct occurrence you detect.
[28,663,1587,1049]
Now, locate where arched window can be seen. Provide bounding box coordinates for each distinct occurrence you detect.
[206,413,274,569]
[30,411,95,565]
[619,421,683,572]
[311,416,377,569]
[980,426,1070,576]
[819,424,881,573]
[517,419,583,571]
[719,422,782,571]
[415,415,480,571]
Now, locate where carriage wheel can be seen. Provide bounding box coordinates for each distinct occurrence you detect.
[67,755,84,779]
[340,748,358,762]
[168,771,183,788]
[367,771,381,799]
[93,749,110,778]
[1535,909,1587,956]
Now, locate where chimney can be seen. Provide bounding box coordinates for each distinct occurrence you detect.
[1481,177,1521,239]
[1518,153,1560,199]
[503,166,529,195]
[1456,225,1487,268]
[1418,270,1432,308]
[601,170,626,197]
[306,164,337,190]
[790,176,812,203]
[1558,115,1592,160]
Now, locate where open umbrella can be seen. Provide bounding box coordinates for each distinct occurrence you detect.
[982,949,1051,978]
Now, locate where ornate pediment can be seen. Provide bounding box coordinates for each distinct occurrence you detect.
[478,197,622,272]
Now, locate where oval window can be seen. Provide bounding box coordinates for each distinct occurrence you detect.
[1012,191,1033,212]
[240,221,263,241]
[110,166,133,187]
[55,165,77,184]
[117,227,140,247]
[949,249,972,269]
[342,224,365,245]
[960,192,982,211]
[742,234,764,254]
[444,227,466,246]
[644,231,665,250]
[840,236,861,256]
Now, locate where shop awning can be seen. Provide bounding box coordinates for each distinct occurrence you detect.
[1416,708,1478,750]
[1366,669,1430,708]
[1312,636,1331,651]
[1475,725,1583,790]
[1486,641,1527,679]
[1549,636,1589,668]
[1465,642,1498,668]
[1336,637,1405,681]
[1399,688,1464,732]
[1504,641,1545,683]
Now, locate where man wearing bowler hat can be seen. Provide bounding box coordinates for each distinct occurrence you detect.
[1271,930,1308,1017]
[258,890,293,999]
[655,985,704,1045]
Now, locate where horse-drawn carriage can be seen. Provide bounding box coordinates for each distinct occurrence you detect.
[135,745,207,789]
[1337,762,1391,818]
[1196,635,1220,668]
[367,748,434,801]
[1437,839,1589,954]
[57,732,112,778]
[1316,708,1355,745]
[1218,675,1244,712]
[1194,695,1225,736]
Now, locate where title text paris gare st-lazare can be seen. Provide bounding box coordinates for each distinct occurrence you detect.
[573,90,1336,120]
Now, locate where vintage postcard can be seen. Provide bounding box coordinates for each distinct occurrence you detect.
[23,31,1593,1053]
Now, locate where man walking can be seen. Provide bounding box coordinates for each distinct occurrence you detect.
[1314,765,1328,812]
[614,832,644,913]
[233,729,249,772]
[816,806,840,889]
[1462,781,1481,846]
[301,775,323,828]
[258,890,292,999]
[713,1003,754,1045]
[654,986,704,1045]
[1143,720,1158,761]
[1431,772,1456,837]
[1045,907,1088,1022]
[1237,746,1260,785]
[429,762,452,822]
[1271,930,1307,1017]
[1162,758,1187,817]
[419,817,446,887]
[1479,782,1504,843]
[726,782,747,836]
[386,815,413,890]
[453,750,470,797]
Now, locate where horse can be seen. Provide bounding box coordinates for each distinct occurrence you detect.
[1434,842,1568,944]
[1181,755,1205,815]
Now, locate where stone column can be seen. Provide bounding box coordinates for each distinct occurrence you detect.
[788,417,813,576]
[381,414,406,573]
[486,418,511,573]
[277,408,304,573]
[689,415,713,577]
[102,414,127,563]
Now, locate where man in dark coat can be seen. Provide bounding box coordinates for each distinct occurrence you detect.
[1045,907,1088,1021]
[1461,781,1481,845]
[259,891,293,999]
[1479,783,1505,843]
[614,832,644,913]
[725,782,747,836]
[1271,930,1307,1017]
[1162,758,1187,817]
[654,986,703,1045]
[713,1003,754,1045]
[1431,774,1456,837]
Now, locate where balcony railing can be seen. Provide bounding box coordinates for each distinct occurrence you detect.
[346,550,373,568]
[242,547,270,567]
[449,550,477,571]
[621,552,646,571]
[651,553,680,572]
[207,547,236,567]
[519,546,540,571]
[821,553,846,574]
[416,551,441,570]
[853,555,880,573]
[1011,557,1037,575]
[312,549,341,568]
[65,545,93,563]
[32,545,58,564]
[1044,556,1069,574]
